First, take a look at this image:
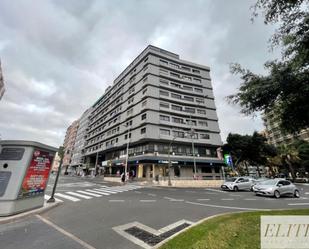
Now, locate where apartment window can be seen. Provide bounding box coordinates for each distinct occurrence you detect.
[196,98,204,104]
[170,82,181,88]
[191,133,198,139]
[141,113,147,120]
[159,79,169,85]
[141,128,146,134]
[128,97,134,104]
[197,109,206,114]
[200,134,210,139]
[181,66,190,71]
[192,69,200,73]
[127,108,133,116]
[160,129,170,135]
[142,100,147,107]
[144,57,148,63]
[160,59,168,65]
[170,72,180,78]
[172,105,182,111]
[195,88,203,93]
[128,87,135,95]
[186,120,197,126]
[198,121,208,127]
[143,77,148,82]
[183,96,194,102]
[193,78,201,83]
[170,63,179,69]
[160,69,168,75]
[184,107,195,113]
[124,132,131,140]
[172,117,184,124]
[173,131,185,138]
[142,88,147,95]
[171,93,181,99]
[182,76,192,81]
[183,85,193,91]
[160,102,169,108]
[143,66,148,71]
[160,90,169,96]
[160,115,170,121]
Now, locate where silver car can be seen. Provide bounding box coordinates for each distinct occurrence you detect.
[253,179,300,198]
[221,177,254,191]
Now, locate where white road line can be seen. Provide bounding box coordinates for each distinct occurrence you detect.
[305,192,309,195]
[140,200,156,202]
[94,188,118,194]
[288,203,309,206]
[66,192,92,199]
[221,198,234,201]
[99,187,124,192]
[205,188,225,193]
[244,198,257,201]
[300,197,308,200]
[36,215,96,249]
[148,193,157,197]
[230,194,241,197]
[54,193,80,202]
[77,190,102,197]
[185,191,196,193]
[134,191,141,194]
[170,199,184,202]
[85,189,110,196]
[44,194,63,202]
[109,200,125,202]
[185,201,270,211]
[197,199,210,201]
[164,197,174,200]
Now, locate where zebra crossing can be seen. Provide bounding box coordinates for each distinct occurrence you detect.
[44,185,142,203]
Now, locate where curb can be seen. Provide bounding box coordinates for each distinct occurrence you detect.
[0,201,62,224]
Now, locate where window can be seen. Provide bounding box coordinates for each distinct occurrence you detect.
[193,69,200,73]
[144,57,148,63]
[128,87,135,95]
[160,115,170,121]
[143,77,148,82]
[141,128,146,134]
[170,63,179,69]
[183,96,194,102]
[124,133,131,140]
[184,107,195,113]
[173,131,185,138]
[159,79,169,85]
[191,133,198,139]
[197,109,206,114]
[160,129,170,135]
[127,108,133,116]
[160,69,168,75]
[181,66,190,71]
[142,100,147,107]
[198,121,208,126]
[200,134,210,139]
[183,85,193,91]
[170,82,181,88]
[172,117,184,124]
[193,78,201,83]
[141,113,147,120]
[182,76,192,81]
[196,98,204,104]
[160,90,169,96]
[126,120,133,126]
[160,102,169,108]
[160,59,168,65]
[170,72,180,78]
[195,88,203,93]
[171,93,181,99]
[143,66,148,71]
[186,120,197,126]
[142,88,147,95]
[172,105,182,111]
[128,97,134,104]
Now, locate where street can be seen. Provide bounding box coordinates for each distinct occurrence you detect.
[1,176,309,249]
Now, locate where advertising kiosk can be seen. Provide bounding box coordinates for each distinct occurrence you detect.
[0,140,57,216]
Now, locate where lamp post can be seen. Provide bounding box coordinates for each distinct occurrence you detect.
[124,124,131,182]
[168,136,176,186]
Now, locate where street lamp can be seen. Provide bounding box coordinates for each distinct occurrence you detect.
[124,123,131,182]
[186,128,197,179]
[168,136,177,186]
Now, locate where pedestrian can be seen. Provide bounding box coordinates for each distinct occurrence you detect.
[121,172,125,183]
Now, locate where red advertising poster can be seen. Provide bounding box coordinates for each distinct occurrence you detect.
[18,150,54,198]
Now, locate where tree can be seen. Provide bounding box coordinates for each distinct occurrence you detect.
[228,0,309,134]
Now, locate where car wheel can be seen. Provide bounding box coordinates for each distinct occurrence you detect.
[233,186,239,192]
[274,190,280,199]
[294,190,300,198]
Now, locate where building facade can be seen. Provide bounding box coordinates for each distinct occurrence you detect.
[62,119,79,171]
[84,45,223,179]
[70,108,92,170]
[0,60,5,100]
[263,110,309,147]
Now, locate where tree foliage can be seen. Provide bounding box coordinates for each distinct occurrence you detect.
[228,0,309,134]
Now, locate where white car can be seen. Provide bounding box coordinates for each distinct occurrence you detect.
[221,177,254,191]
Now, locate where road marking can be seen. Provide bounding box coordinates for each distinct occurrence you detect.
[140,200,156,202]
[288,203,309,206]
[230,194,241,197]
[148,193,157,197]
[66,192,92,199]
[185,201,270,211]
[244,198,257,201]
[54,193,80,202]
[134,191,142,194]
[197,199,210,201]
[205,188,225,193]
[305,192,309,195]
[170,199,184,202]
[36,215,96,249]
[44,194,63,202]
[221,198,234,201]
[300,197,308,200]
[109,200,125,202]
[76,190,102,197]
[164,196,184,202]
[113,219,193,249]
[98,187,123,193]
[164,197,174,200]
[94,188,118,194]
[85,189,110,196]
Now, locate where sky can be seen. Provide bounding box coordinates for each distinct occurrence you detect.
[0,0,280,147]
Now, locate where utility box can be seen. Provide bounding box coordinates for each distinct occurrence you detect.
[0,140,57,216]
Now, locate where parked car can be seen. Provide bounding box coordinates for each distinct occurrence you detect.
[250,177,269,191]
[221,177,254,191]
[252,179,300,198]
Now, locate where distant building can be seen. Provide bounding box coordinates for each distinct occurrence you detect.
[70,108,92,170]
[62,120,79,171]
[0,60,5,100]
[263,110,309,147]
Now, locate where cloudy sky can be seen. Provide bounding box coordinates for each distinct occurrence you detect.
[0,0,280,147]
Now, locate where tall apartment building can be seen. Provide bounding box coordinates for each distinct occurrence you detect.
[263,110,309,147]
[84,45,223,179]
[62,119,79,171]
[70,108,92,169]
[0,60,5,100]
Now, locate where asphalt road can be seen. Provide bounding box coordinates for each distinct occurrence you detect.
[1,176,309,249]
